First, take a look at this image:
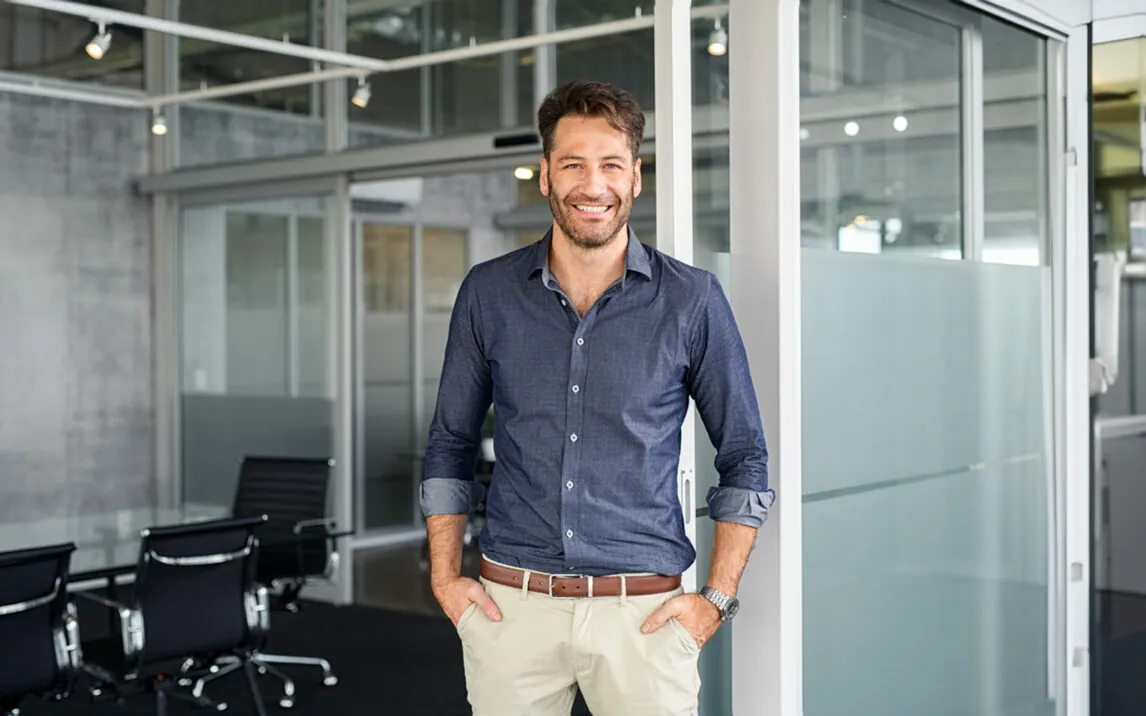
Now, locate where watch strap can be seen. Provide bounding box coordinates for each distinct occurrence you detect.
[700,585,733,614]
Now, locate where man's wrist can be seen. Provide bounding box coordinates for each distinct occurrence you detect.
[699,585,741,621]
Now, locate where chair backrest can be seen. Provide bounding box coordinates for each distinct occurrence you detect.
[0,543,76,700]
[232,456,333,580]
[133,516,266,665]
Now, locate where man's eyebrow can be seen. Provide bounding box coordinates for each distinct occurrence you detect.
[554,154,629,163]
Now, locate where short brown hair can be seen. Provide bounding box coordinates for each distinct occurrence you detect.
[537,80,646,160]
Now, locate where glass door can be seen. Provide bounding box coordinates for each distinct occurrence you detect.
[353,180,471,535]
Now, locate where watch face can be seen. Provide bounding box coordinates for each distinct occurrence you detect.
[723,597,740,621]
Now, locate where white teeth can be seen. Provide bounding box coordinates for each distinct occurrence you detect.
[575,205,609,214]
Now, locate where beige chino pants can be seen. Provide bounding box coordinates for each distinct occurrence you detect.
[456,570,702,716]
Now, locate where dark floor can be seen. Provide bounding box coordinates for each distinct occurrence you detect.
[1096,590,1146,716]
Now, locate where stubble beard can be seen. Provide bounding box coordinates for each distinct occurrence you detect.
[548,173,635,251]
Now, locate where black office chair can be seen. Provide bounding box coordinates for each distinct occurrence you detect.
[78,516,271,716]
[192,456,339,709]
[0,543,82,716]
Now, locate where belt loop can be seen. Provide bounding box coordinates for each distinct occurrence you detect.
[587,576,594,599]
[521,570,532,600]
[619,575,628,605]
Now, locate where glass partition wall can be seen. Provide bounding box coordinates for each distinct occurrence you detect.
[179,192,337,512]
[798,3,1062,716]
[352,180,474,533]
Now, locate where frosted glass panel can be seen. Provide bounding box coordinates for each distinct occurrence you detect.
[802,249,1054,716]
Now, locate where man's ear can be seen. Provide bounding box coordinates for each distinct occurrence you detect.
[633,156,642,198]
[539,157,550,197]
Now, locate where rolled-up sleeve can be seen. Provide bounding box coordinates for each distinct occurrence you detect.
[686,273,776,528]
[420,270,492,517]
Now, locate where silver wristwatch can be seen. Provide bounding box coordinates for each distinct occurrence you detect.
[699,585,740,621]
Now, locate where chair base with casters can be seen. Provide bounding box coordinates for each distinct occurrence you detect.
[78,588,272,716]
[186,651,337,709]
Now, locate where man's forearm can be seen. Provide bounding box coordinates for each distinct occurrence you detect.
[704,521,758,596]
[426,514,469,591]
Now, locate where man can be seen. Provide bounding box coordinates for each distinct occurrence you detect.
[420,79,774,716]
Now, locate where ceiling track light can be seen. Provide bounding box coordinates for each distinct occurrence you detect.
[708,18,727,57]
[151,111,168,136]
[86,21,111,60]
[351,77,371,108]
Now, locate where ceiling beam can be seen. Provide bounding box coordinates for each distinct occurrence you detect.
[6,0,394,71]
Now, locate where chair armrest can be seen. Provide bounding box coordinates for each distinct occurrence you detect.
[72,591,129,613]
[293,517,337,535]
[72,591,144,671]
[291,518,341,581]
[53,600,83,686]
[244,584,271,644]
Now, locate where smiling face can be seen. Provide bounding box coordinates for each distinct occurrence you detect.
[539,115,642,251]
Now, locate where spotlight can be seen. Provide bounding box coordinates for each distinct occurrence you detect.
[86,22,111,60]
[844,121,859,137]
[351,77,371,108]
[514,166,534,181]
[151,112,168,136]
[708,19,727,56]
[893,115,908,132]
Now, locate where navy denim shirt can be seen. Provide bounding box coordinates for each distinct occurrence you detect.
[420,229,774,577]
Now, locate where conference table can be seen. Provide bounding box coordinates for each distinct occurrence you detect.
[0,503,230,583]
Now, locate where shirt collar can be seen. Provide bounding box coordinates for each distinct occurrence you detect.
[527,226,653,286]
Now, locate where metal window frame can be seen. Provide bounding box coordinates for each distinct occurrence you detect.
[728,1,802,714]
[1062,22,1093,716]
[962,18,986,261]
[653,0,697,593]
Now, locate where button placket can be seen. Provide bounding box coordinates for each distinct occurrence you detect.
[560,312,594,558]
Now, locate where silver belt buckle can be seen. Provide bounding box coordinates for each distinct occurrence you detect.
[547,573,583,598]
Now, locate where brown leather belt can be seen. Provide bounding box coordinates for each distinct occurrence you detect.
[480,559,681,598]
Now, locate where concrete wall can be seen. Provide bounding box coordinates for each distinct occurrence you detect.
[0,92,154,524]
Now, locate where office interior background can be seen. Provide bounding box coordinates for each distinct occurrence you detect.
[0,0,1142,715]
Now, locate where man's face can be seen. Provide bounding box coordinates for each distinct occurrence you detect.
[540,115,642,250]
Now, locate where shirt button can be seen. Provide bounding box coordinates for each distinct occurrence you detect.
[561,299,567,306]
[572,385,579,393]
[570,434,578,442]
[566,481,574,489]
[577,338,584,346]
[566,530,574,538]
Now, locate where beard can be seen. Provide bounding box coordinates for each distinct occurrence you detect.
[548,175,635,250]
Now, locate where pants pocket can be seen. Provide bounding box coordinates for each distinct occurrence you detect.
[667,617,701,653]
[456,602,479,636]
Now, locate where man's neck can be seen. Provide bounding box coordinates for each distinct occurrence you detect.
[548,226,628,292]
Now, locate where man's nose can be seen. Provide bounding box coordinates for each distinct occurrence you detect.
[581,167,608,197]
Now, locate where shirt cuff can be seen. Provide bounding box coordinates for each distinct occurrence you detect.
[706,486,776,528]
[420,478,486,517]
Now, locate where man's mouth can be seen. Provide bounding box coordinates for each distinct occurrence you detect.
[572,204,613,218]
